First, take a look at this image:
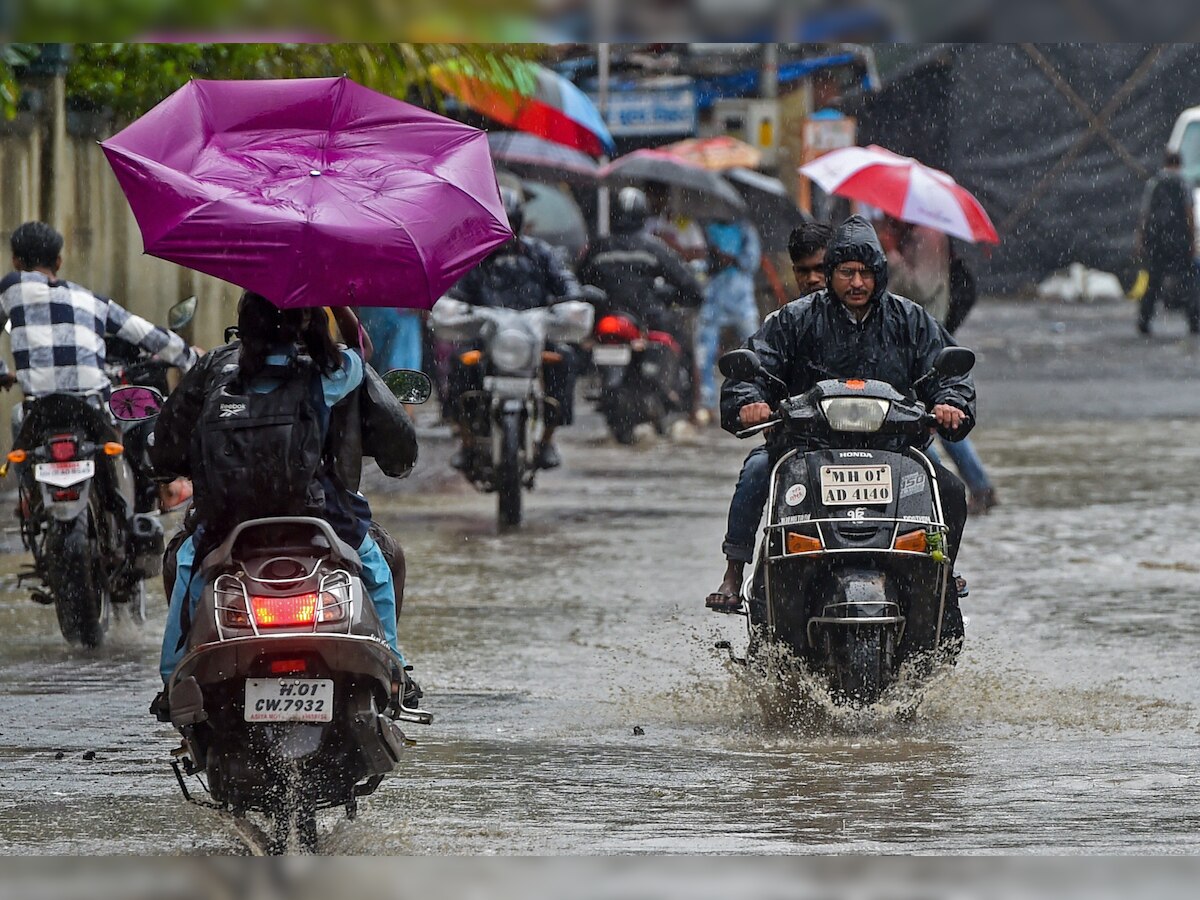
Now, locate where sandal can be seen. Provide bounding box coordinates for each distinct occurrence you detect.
[705,590,744,614]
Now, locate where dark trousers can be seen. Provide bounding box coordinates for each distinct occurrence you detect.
[1141,252,1199,332]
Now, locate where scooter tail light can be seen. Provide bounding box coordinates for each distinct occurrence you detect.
[786,532,823,554]
[595,315,641,343]
[251,593,319,627]
[894,530,928,553]
[249,590,348,628]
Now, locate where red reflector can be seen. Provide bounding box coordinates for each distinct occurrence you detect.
[49,439,77,462]
[251,593,319,627]
[595,315,641,343]
[268,658,309,675]
[51,488,80,502]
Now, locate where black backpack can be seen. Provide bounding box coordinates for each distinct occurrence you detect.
[189,353,328,537]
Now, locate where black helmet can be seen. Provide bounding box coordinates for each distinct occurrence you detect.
[612,186,649,234]
[500,185,525,235]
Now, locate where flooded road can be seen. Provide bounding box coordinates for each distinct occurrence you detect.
[3,297,1200,854]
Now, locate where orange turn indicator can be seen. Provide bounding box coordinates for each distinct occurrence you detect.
[103,442,124,457]
[894,530,928,553]
[6,449,26,464]
[844,379,867,389]
[460,350,482,366]
[786,532,822,554]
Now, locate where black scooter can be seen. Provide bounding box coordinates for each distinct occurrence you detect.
[719,346,975,706]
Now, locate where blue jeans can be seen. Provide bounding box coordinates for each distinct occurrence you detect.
[160,531,404,684]
[696,279,760,410]
[723,444,772,564]
[929,436,992,495]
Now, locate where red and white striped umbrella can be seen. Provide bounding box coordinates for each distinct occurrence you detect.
[799,145,999,244]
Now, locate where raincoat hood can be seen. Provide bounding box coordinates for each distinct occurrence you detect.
[824,214,889,303]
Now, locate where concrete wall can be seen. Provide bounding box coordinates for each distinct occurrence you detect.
[0,108,242,452]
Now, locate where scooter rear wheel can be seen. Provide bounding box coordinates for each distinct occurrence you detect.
[497,413,523,528]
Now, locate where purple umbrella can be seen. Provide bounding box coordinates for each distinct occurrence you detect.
[101,76,513,310]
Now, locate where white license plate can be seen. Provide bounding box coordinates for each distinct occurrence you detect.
[244,678,334,723]
[819,464,893,506]
[485,375,535,397]
[34,459,95,488]
[593,345,632,366]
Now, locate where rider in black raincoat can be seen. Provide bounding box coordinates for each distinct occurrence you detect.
[719,215,975,639]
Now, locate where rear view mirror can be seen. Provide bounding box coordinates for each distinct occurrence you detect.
[718,349,763,382]
[168,296,197,331]
[109,385,164,421]
[381,369,433,405]
[933,347,976,378]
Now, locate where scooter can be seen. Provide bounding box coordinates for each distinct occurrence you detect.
[431,296,593,527]
[109,369,435,854]
[719,346,976,705]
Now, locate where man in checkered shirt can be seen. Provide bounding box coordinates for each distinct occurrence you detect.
[0,221,196,399]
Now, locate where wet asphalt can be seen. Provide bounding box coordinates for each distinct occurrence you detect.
[2,295,1200,854]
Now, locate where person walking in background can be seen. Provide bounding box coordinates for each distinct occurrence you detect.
[356,306,424,416]
[880,214,998,515]
[1135,149,1197,336]
[694,217,761,424]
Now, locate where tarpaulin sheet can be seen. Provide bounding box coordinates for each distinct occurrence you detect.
[852,44,1200,294]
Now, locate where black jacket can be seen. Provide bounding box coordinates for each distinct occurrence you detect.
[578,230,704,315]
[720,215,976,444]
[449,235,581,310]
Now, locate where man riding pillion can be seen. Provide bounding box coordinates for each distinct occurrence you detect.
[711,215,975,646]
[705,221,832,610]
[446,187,583,471]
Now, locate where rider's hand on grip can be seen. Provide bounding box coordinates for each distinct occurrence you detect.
[739,402,773,427]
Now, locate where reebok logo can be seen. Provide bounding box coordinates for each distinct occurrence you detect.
[219,402,247,418]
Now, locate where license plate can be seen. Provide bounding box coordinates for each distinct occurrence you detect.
[819,464,893,505]
[593,345,632,366]
[34,459,95,487]
[244,678,333,723]
[485,375,535,397]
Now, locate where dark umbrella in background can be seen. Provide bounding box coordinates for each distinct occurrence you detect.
[488,131,599,185]
[599,149,747,220]
[723,167,813,252]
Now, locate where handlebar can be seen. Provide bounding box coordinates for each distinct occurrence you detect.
[735,415,781,439]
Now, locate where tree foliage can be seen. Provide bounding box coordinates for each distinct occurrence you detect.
[65,43,544,119]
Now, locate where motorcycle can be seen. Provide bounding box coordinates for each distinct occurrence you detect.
[0,296,194,647]
[109,369,435,855]
[586,283,691,445]
[719,345,976,706]
[431,296,594,528]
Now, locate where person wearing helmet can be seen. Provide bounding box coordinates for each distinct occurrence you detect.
[578,186,705,409]
[445,186,583,470]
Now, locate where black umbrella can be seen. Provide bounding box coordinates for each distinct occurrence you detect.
[723,167,813,252]
[600,149,747,220]
[488,131,599,185]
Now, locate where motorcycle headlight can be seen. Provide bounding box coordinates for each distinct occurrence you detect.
[819,397,890,432]
[491,328,537,373]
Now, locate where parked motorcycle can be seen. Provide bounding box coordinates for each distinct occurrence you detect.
[110,369,435,855]
[431,296,594,527]
[719,346,976,706]
[587,283,690,445]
